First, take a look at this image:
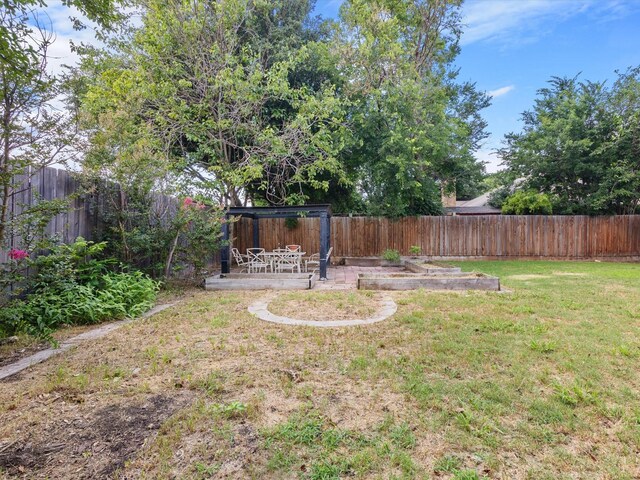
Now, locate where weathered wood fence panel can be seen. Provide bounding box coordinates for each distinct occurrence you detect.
[233,215,640,259]
[4,168,639,262]
[1,166,178,265]
[1,167,95,264]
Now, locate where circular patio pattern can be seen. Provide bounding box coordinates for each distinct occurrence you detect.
[248,294,397,327]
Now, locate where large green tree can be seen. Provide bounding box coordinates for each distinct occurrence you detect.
[0,0,121,246]
[332,0,489,216]
[75,0,489,216]
[79,0,349,208]
[499,69,640,215]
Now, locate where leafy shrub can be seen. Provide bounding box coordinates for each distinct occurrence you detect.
[284,217,299,230]
[382,249,401,262]
[488,185,512,209]
[0,238,159,339]
[502,191,553,215]
[1,197,70,306]
[28,237,114,289]
[165,197,227,277]
[409,245,421,257]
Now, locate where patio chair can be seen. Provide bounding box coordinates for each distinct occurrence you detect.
[246,248,270,273]
[231,248,249,272]
[276,250,301,273]
[305,247,333,273]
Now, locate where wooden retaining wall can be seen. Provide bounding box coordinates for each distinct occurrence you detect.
[232,215,640,259]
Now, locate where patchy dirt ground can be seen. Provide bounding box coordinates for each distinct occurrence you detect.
[0,393,191,479]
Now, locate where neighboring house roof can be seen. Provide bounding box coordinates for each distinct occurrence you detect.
[446,190,501,215]
[455,191,494,208]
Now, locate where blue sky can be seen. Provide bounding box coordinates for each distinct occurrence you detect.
[45,0,640,172]
[315,0,640,172]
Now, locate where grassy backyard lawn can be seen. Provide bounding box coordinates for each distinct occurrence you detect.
[1,261,640,479]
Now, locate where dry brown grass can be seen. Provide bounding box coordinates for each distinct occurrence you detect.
[268,290,383,320]
[0,325,97,368]
[1,261,639,479]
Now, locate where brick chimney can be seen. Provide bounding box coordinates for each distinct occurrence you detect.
[441,180,456,208]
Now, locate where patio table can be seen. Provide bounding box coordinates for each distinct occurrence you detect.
[261,250,306,273]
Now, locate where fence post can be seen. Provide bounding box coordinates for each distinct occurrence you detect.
[221,220,230,274]
[319,211,330,280]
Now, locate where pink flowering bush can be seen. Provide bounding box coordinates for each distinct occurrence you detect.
[8,248,29,261]
[165,197,226,277]
[2,247,31,312]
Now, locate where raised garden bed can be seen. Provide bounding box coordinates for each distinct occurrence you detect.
[403,259,462,274]
[205,273,317,290]
[344,257,463,271]
[343,257,403,267]
[357,272,500,291]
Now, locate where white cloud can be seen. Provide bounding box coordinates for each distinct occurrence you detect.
[461,0,630,46]
[488,85,514,98]
[26,0,104,75]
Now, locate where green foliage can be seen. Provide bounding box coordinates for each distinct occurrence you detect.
[0,0,119,73]
[29,237,112,288]
[488,185,511,209]
[409,245,421,257]
[77,0,349,209]
[500,68,640,215]
[73,0,488,216]
[82,178,226,278]
[453,470,486,480]
[382,249,401,262]
[336,0,489,216]
[1,197,72,308]
[502,191,553,215]
[434,454,462,473]
[0,0,118,247]
[0,238,159,339]
[86,182,174,277]
[211,401,247,419]
[165,198,227,277]
[284,217,299,230]
[264,410,422,477]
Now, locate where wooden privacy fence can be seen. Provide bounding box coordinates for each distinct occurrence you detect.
[1,166,178,265]
[0,167,96,264]
[3,167,639,262]
[232,215,640,259]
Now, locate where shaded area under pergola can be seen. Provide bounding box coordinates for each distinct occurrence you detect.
[221,204,332,279]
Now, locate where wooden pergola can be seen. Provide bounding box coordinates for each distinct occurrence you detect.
[221,204,332,279]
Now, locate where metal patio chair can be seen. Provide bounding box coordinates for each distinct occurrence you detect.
[231,247,249,272]
[305,246,333,273]
[246,248,270,273]
[276,250,302,273]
